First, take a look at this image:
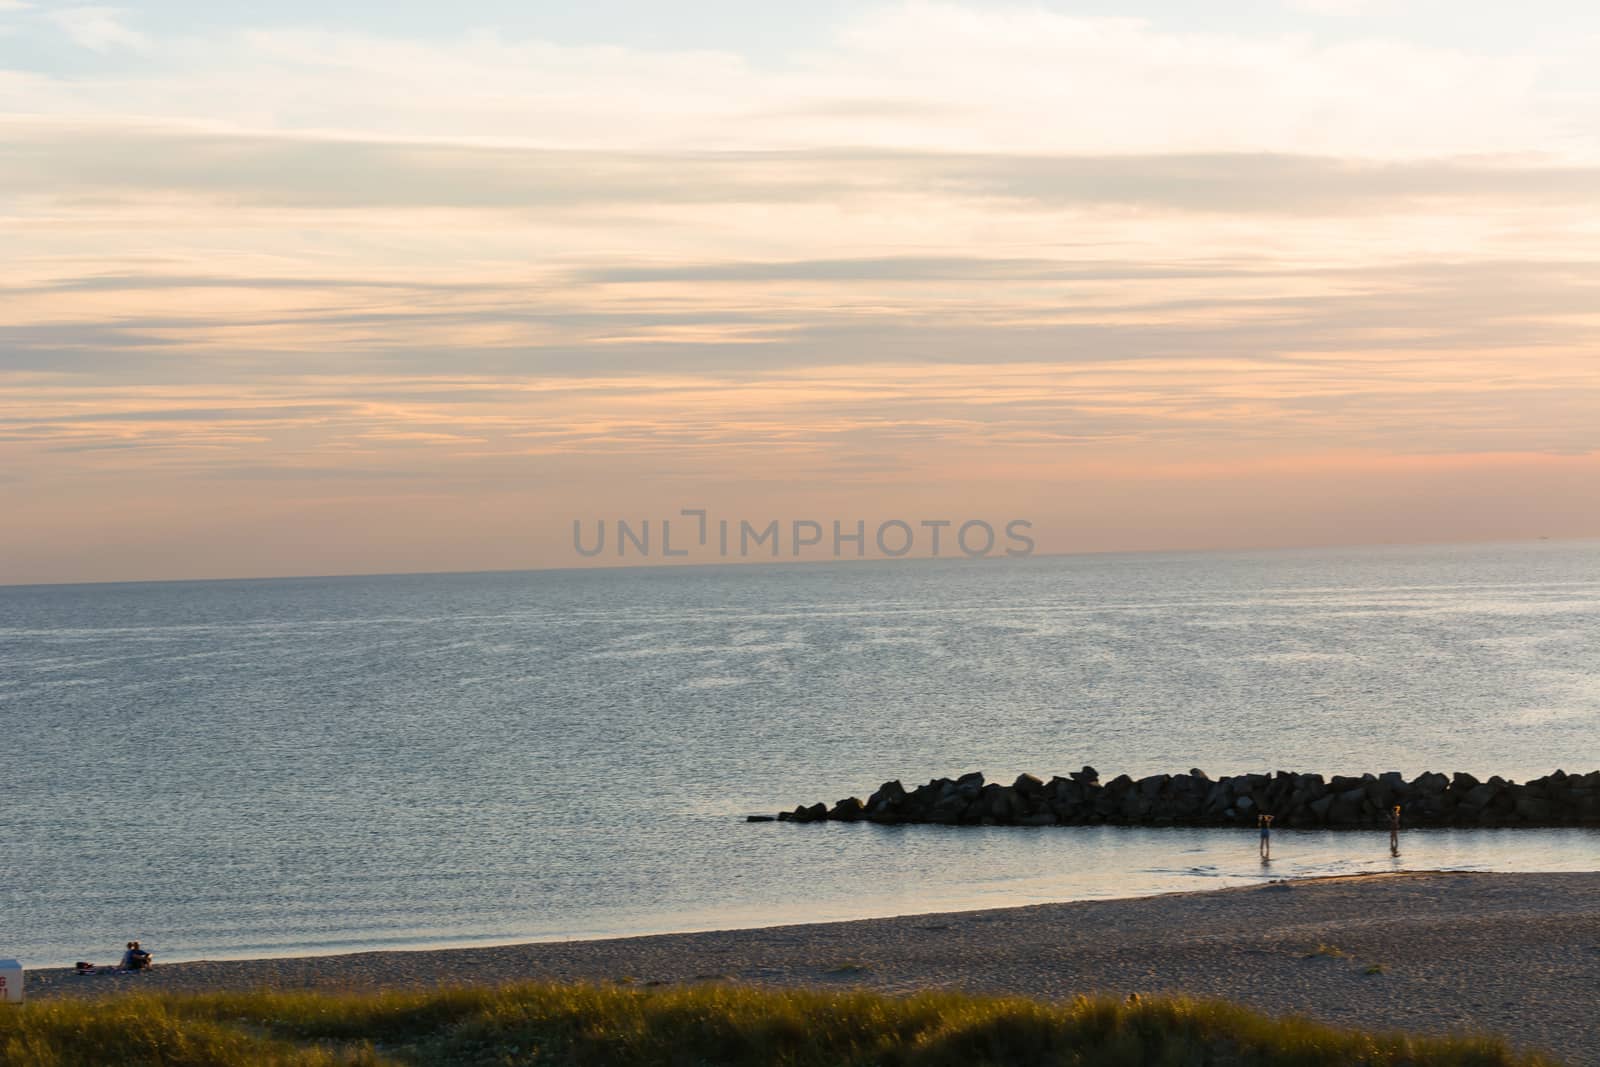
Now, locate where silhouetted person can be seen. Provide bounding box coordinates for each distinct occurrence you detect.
[1389,805,1401,856]
[1258,813,1274,860]
[121,941,151,971]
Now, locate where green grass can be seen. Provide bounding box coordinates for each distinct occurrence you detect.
[0,982,1554,1066]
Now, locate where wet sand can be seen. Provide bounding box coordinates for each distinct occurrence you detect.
[26,871,1600,1062]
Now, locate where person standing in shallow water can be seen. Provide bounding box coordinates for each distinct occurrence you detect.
[1389,805,1401,856]
[1258,813,1273,860]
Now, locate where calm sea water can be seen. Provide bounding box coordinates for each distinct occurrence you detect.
[3,541,1598,968]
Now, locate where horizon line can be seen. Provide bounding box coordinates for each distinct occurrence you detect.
[1,532,1592,592]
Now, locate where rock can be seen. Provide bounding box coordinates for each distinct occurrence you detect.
[1363,777,1392,806]
[1048,799,1078,821]
[746,814,775,822]
[866,780,906,813]
[1514,793,1553,821]
[1414,771,1450,795]
[980,784,1022,821]
[829,797,865,821]
[784,803,826,823]
[1137,774,1170,797]
[1329,788,1365,825]
[1012,773,1044,797]
[930,794,967,824]
[1288,775,1326,810]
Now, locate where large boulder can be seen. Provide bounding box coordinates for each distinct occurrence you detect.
[929,794,968,824]
[1514,792,1553,822]
[787,802,828,823]
[866,780,906,813]
[1013,773,1045,798]
[1413,771,1450,795]
[1328,788,1366,825]
[829,797,865,821]
[1138,773,1171,797]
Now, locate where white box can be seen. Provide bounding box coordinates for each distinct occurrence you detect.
[0,959,21,1004]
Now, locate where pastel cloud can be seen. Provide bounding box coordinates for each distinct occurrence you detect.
[6,126,1600,213]
[44,5,146,51]
[2,3,1599,581]
[1,4,1594,158]
[1286,0,1389,15]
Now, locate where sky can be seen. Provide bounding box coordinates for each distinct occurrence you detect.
[2,1,1599,583]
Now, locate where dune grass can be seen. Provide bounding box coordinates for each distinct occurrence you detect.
[0,981,1555,1066]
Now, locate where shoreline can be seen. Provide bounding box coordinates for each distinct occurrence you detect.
[14,866,1484,972]
[23,871,1600,1062]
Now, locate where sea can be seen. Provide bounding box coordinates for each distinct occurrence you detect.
[3,540,1598,968]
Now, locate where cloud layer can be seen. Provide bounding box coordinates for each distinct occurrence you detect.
[3,2,1599,581]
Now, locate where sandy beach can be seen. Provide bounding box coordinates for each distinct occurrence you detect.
[24,871,1600,1062]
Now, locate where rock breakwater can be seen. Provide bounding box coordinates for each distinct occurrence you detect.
[766,767,1600,828]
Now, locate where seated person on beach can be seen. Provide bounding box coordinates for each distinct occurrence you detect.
[120,941,153,971]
